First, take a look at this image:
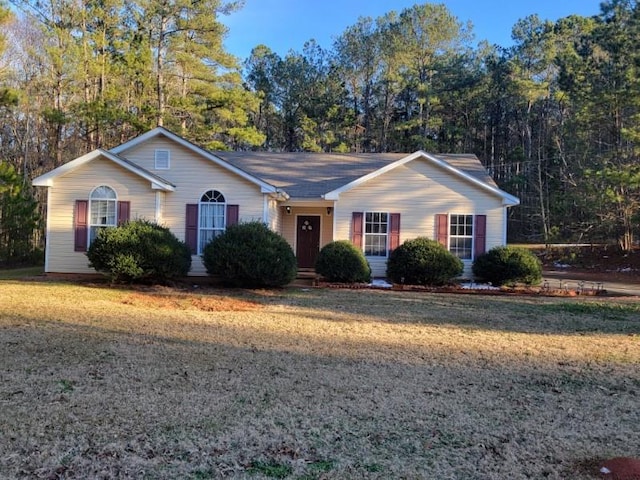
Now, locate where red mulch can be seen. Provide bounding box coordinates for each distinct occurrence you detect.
[600,457,640,480]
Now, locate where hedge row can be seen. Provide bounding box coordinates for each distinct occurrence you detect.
[87,221,541,288]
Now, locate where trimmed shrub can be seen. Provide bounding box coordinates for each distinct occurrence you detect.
[202,221,297,288]
[472,246,542,286]
[315,240,371,283]
[87,219,191,283]
[386,237,463,286]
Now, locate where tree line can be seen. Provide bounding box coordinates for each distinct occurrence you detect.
[0,0,639,265]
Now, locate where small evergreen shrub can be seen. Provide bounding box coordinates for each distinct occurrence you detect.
[472,245,542,286]
[315,240,371,283]
[202,221,297,288]
[87,219,191,283]
[386,237,463,286]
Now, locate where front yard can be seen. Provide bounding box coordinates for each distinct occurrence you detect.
[0,279,639,479]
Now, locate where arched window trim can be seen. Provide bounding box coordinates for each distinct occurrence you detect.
[198,189,226,254]
[89,185,117,245]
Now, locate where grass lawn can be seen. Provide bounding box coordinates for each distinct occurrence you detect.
[0,279,638,479]
[0,266,43,280]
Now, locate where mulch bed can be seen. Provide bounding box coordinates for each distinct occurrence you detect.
[319,281,608,297]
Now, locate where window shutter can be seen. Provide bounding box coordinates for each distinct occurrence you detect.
[474,214,487,257]
[74,200,89,252]
[226,204,239,226]
[436,214,448,247]
[389,213,401,252]
[351,212,363,248]
[117,201,130,226]
[185,204,198,254]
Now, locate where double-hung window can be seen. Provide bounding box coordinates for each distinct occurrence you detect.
[198,190,226,254]
[449,214,474,260]
[364,212,388,256]
[89,186,117,244]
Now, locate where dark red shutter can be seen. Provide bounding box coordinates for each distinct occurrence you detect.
[351,212,363,248]
[389,213,401,253]
[185,204,198,254]
[436,214,448,247]
[117,201,130,226]
[474,214,487,257]
[226,204,239,226]
[74,200,89,252]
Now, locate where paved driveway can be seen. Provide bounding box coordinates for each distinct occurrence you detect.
[543,270,640,296]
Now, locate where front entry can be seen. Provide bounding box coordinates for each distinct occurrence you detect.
[296,215,321,268]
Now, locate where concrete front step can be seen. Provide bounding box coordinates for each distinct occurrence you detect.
[290,269,320,287]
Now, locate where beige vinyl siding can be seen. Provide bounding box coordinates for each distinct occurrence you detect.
[120,137,267,276]
[334,159,506,277]
[121,137,265,227]
[281,206,333,253]
[45,157,157,273]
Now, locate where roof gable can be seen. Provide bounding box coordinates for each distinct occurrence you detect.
[322,151,520,206]
[109,127,280,195]
[32,149,176,191]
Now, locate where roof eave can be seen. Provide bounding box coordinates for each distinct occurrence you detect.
[502,196,520,206]
[32,178,53,187]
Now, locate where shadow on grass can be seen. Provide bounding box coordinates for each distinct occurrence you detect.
[272,287,640,336]
[5,274,640,336]
[0,316,632,480]
[0,266,44,280]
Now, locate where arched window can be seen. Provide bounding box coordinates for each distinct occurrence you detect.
[89,185,117,244]
[198,189,226,254]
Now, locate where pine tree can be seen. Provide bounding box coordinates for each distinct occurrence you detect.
[0,162,40,266]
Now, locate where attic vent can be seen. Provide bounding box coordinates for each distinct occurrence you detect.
[155,149,170,169]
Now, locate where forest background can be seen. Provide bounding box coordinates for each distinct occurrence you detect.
[0,0,639,265]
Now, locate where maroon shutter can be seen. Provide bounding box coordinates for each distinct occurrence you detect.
[436,214,448,247]
[474,214,487,257]
[226,204,239,226]
[117,201,130,226]
[389,213,401,253]
[74,200,89,252]
[185,204,198,254]
[351,212,363,248]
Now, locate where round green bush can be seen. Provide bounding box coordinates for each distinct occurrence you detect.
[202,221,297,288]
[315,240,371,283]
[386,237,463,286]
[87,219,191,283]
[472,246,542,286]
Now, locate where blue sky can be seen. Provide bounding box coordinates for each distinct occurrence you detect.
[222,0,604,61]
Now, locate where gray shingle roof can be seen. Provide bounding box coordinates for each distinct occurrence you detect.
[213,151,496,199]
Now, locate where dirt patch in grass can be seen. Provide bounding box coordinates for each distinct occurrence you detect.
[121,291,263,312]
[0,282,638,479]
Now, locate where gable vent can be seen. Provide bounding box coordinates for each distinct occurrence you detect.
[155,149,170,169]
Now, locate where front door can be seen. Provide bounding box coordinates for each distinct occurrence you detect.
[296,215,321,268]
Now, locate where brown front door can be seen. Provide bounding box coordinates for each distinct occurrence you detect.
[296,215,321,268]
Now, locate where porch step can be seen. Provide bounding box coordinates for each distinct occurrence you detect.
[290,269,320,287]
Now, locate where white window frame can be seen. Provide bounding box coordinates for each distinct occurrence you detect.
[89,185,117,245]
[449,214,474,260]
[364,211,389,257]
[154,149,170,169]
[198,189,226,254]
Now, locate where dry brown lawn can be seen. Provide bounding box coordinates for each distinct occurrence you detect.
[0,279,639,479]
